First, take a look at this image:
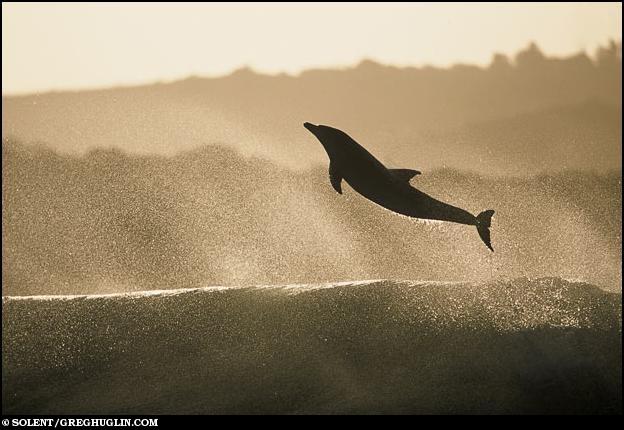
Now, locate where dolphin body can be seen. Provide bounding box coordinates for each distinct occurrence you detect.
[304,122,495,251]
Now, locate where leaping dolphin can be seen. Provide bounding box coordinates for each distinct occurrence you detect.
[303,122,495,251]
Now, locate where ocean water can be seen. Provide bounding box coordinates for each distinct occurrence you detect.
[2,277,621,414]
[3,142,622,297]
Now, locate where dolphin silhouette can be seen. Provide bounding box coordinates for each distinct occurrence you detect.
[304,122,495,251]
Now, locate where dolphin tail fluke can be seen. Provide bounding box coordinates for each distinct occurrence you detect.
[476,210,495,252]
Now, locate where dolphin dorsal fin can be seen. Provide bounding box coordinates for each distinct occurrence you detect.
[329,162,343,194]
[390,168,421,183]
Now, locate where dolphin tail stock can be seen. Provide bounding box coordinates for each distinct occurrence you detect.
[476,210,495,252]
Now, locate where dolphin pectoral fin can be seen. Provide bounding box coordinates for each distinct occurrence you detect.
[389,168,421,183]
[329,163,343,194]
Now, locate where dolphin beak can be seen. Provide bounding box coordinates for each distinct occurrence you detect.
[303,122,317,132]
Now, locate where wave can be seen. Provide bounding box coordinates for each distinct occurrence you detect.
[2,277,620,330]
[2,141,622,296]
[2,277,621,414]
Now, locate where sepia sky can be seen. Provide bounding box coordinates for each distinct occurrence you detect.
[2,2,622,95]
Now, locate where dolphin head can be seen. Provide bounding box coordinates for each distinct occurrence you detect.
[303,122,345,156]
[303,122,322,136]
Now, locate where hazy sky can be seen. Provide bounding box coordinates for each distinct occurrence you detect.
[2,2,622,95]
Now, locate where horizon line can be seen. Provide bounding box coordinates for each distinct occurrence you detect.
[3,40,621,98]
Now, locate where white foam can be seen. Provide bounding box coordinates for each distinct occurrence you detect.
[1,286,231,302]
[1,279,391,302]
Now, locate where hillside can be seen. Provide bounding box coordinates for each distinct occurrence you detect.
[2,44,621,175]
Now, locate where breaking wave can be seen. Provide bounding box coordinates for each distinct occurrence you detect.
[3,277,621,414]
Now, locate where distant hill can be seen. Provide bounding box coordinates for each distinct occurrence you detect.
[2,43,621,175]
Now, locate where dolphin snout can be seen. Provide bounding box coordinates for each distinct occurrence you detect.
[303,122,317,132]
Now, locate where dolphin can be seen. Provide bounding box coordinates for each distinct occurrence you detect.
[303,122,495,251]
